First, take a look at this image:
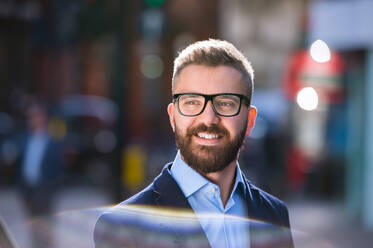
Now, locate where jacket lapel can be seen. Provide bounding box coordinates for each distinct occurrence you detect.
[244,178,293,248]
[244,175,271,248]
[153,163,192,209]
[152,164,211,247]
[243,176,265,221]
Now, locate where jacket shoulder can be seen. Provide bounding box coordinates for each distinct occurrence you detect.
[121,183,159,206]
[94,168,169,247]
[93,183,159,248]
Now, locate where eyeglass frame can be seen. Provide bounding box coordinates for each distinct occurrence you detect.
[172,92,251,117]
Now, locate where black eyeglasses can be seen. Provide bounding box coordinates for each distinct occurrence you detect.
[172,93,250,117]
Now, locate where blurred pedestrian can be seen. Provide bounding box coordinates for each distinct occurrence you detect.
[15,101,63,248]
[94,39,294,248]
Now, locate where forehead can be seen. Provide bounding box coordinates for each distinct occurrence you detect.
[173,64,247,95]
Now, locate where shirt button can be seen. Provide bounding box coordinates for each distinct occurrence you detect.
[211,187,216,193]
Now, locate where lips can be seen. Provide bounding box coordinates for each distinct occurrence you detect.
[197,132,220,139]
[186,124,228,146]
[192,132,224,146]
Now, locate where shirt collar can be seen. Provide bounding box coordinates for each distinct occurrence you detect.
[170,150,247,198]
[233,160,247,197]
[170,151,209,197]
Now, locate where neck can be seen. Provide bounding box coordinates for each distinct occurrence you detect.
[204,161,237,207]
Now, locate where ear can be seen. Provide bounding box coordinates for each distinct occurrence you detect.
[245,106,257,137]
[167,102,175,133]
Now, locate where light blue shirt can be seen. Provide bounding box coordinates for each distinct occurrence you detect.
[22,132,48,185]
[170,151,250,248]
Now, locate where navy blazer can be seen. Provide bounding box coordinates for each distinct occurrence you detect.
[16,132,63,190]
[94,163,294,248]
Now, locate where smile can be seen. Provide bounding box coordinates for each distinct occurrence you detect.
[197,132,220,139]
[193,132,223,146]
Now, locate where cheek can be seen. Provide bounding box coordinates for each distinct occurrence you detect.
[226,116,248,136]
[174,115,194,132]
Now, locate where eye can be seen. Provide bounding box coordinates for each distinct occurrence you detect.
[184,100,201,105]
[179,95,204,106]
[215,99,237,108]
[217,101,235,107]
[214,95,240,109]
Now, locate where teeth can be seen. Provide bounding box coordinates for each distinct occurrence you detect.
[197,133,219,139]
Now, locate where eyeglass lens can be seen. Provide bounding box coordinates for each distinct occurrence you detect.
[178,94,241,116]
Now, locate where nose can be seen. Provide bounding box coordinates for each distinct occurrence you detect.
[198,101,220,125]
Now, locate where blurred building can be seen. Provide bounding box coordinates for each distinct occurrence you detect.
[0,0,220,199]
[307,0,373,230]
[0,0,128,200]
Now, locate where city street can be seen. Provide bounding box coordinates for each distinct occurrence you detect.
[289,198,373,248]
[1,0,373,246]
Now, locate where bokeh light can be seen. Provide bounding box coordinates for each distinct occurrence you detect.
[310,39,331,63]
[296,87,319,111]
[94,130,117,154]
[145,0,166,8]
[140,54,164,79]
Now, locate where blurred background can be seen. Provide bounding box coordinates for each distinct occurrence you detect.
[0,0,373,247]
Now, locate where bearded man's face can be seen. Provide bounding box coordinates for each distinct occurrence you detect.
[167,65,257,175]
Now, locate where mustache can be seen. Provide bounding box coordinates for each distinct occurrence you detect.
[186,124,229,137]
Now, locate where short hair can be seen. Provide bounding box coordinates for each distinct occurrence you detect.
[172,39,254,104]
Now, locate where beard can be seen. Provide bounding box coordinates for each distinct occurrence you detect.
[174,121,247,175]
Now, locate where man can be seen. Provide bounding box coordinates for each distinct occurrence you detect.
[94,39,294,248]
[16,101,64,248]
